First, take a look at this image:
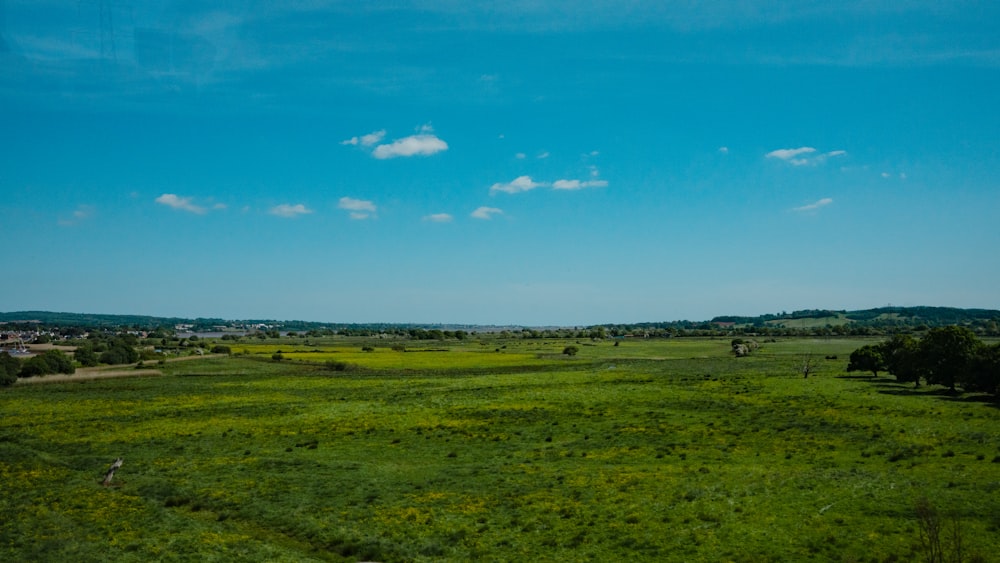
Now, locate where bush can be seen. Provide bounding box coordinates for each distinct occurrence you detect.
[211,345,232,355]
[0,352,20,386]
[272,352,284,361]
[563,346,579,356]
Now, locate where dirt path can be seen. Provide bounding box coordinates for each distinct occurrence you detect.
[15,369,165,384]
[13,353,226,385]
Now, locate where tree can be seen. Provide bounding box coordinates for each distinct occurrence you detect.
[962,342,1000,395]
[879,334,922,387]
[918,326,981,391]
[99,339,140,365]
[0,352,20,386]
[562,346,579,356]
[847,344,885,377]
[18,350,74,377]
[74,345,99,367]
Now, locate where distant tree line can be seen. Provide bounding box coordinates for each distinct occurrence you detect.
[847,326,1000,395]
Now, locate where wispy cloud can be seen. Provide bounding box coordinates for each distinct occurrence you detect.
[552,179,608,190]
[155,193,206,214]
[793,198,834,212]
[490,175,544,194]
[372,134,448,159]
[471,206,503,220]
[767,147,846,166]
[766,147,816,162]
[718,146,729,154]
[537,151,550,159]
[270,203,313,218]
[58,204,95,226]
[339,196,377,219]
[423,213,453,223]
[341,129,386,147]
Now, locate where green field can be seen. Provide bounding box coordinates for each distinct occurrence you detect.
[2,338,998,561]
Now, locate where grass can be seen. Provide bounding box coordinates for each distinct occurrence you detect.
[2,337,998,561]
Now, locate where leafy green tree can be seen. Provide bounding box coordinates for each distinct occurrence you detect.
[918,326,981,391]
[847,344,885,377]
[42,350,75,374]
[99,339,140,365]
[18,350,74,377]
[0,352,20,386]
[962,343,1000,395]
[879,334,922,387]
[74,345,99,367]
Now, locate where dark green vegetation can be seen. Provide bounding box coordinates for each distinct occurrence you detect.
[2,338,999,561]
[4,305,1000,336]
[849,327,1000,394]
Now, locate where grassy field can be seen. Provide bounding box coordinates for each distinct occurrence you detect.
[2,337,998,561]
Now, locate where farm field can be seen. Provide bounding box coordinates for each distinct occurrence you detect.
[2,337,998,561]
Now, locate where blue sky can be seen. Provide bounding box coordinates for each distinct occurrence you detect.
[1,1,998,325]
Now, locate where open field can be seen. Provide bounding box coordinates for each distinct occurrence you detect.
[2,337,998,561]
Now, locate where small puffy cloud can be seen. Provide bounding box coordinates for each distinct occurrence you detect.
[471,206,503,220]
[900,172,907,180]
[270,203,313,218]
[719,146,729,154]
[881,172,891,178]
[339,196,377,219]
[537,151,550,159]
[515,152,526,159]
[793,198,834,212]
[552,179,609,190]
[767,147,816,161]
[372,134,448,159]
[767,147,846,166]
[490,175,544,194]
[58,204,95,226]
[342,130,386,147]
[155,193,206,214]
[423,213,453,223]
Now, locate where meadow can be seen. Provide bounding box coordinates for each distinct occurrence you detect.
[2,337,998,562]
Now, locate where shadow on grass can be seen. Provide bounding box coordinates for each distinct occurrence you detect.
[836,375,999,406]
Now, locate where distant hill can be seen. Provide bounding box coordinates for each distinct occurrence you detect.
[710,306,1000,329]
[2,306,999,333]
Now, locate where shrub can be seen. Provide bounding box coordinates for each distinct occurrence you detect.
[211,345,232,355]
[563,346,579,356]
[272,352,284,361]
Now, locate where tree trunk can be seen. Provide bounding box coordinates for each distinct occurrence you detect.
[102,457,123,487]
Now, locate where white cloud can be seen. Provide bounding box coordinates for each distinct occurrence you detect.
[767,147,816,161]
[767,147,847,166]
[552,179,609,190]
[342,129,386,147]
[881,172,891,178]
[423,213,453,223]
[270,203,313,218]
[537,151,550,159]
[793,198,834,212]
[339,196,377,219]
[471,206,503,220]
[719,146,729,154]
[490,175,544,194]
[515,152,526,159]
[372,134,448,159]
[58,204,95,226]
[155,193,206,214]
